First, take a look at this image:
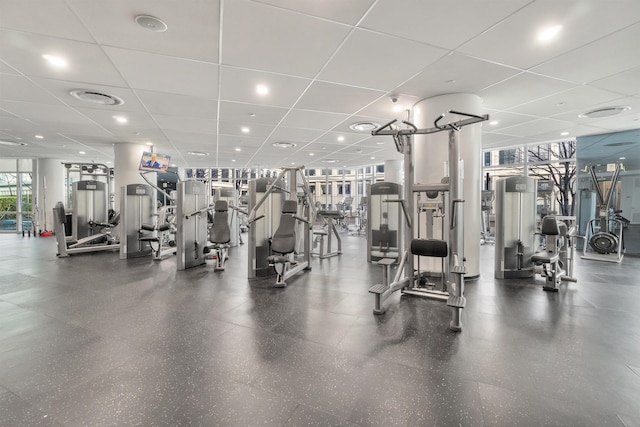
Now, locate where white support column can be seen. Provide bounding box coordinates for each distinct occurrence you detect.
[384,159,404,185]
[413,94,483,278]
[36,158,65,233]
[114,143,151,210]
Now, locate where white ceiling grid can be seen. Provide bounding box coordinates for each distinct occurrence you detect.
[0,0,638,168]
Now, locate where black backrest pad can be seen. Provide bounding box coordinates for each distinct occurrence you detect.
[282,200,298,214]
[214,200,228,212]
[541,216,560,235]
[411,239,448,258]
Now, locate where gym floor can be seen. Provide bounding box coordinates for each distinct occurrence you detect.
[1,232,639,426]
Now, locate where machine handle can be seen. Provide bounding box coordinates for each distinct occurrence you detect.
[247,214,265,225]
[450,199,465,229]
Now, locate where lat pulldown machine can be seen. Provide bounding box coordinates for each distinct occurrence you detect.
[368,110,488,332]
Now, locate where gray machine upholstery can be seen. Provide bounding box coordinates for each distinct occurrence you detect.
[210,200,231,244]
[270,200,298,256]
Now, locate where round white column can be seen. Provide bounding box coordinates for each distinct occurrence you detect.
[384,159,404,185]
[413,94,483,278]
[36,158,65,232]
[113,143,151,210]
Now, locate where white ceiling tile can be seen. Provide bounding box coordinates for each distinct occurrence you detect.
[361,0,532,50]
[67,0,219,62]
[252,0,375,25]
[135,90,218,118]
[318,29,447,91]
[0,101,98,126]
[531,124,611,142]
[219,121,274,138]
[0,30,127,86]
[153,115,217,134]
[531,22,640,84]
[480,111,540,132]
[458,0,640,69]
[295,81,384,114]
[268,127,325,144]
[498,118,577,138]
[0,0,94,42]
[104,47,218,98]
[219,67,310,108]
[221,0,351,77]
[590,67,640,97]
[356,96,422,122]
[0,75,64,105]
[279,109,349,131]
[219,102,288,126]
[478,72,577,110]
[510,86,623,118]
[396,54,521,100]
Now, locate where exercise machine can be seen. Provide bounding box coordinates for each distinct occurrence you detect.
[120,184,156,259]
[367,182,402,262]
[203,200,231,271]
[53,180,120,257]
[582,163,625,263]
[312,210,343,259]
[177,180,209,270]
[531,215,577,291]
[494,176,537,279]
[480,190,495,245]
[247,167,316,287]
[266,200,311,287]
[368,110,488,331]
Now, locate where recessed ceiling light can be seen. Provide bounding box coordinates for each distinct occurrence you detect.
[241,127,250,133]
[579,106,631,119]
[79,151,86,155]
[188,151,208,156]
[113,115,128,124]
[337,135,345,142]
[42,54,67,68]
[256,84,269,95]
[35,135,44,139]
[106,161,112,164]
[145,142,153,146]
[309,153,315,156]
[349,122,380,132]
[370,156,376,160]
[70,89,124,106]
[620,157,626,160]
[537,24,563,42]
[231,159,236,162]
[235,147,241,152]
[393,105,403,113]
[376,141,384,145]
[135,15,168,32]
[272,141,296,148]
[249,113,256,117]
[0,140,27,146]
[323,159,338,164]
[560,132,569,136]
[489,121,499,126]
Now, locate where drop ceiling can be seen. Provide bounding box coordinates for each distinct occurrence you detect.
[0,0,639,169]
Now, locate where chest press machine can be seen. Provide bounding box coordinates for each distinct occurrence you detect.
[367,110,488,332]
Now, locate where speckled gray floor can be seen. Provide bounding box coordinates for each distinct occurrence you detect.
[1,232,640,426]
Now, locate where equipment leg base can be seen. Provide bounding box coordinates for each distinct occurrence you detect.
[449,321,462,332]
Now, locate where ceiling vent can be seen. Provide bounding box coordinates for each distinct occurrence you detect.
[349,122,380,132]
[135,15,168,32]
[579,106,631,119]
[70,90,124,106]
